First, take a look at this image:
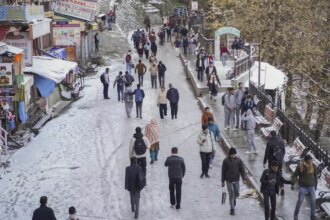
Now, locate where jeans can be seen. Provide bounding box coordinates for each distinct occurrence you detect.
[151,75,157,88]
[170,103,178,118]
[103,83,109,98]
[158,74,165,88]
[221,53,228,66]
[130,191,140,218]
[169,178,182,209]
[159,104,167,119]
[294,186,316,220]
[247,129,257,151]
[126,63,132,74]
[200,152,212,175]
[137,157,146,176]
[263,191,276,220]
[144,50,149,59]
[117,86,124,101]
[150,150,158,161]
[136,102,143,118]
[226,181,240,210]
[138,74,144,86]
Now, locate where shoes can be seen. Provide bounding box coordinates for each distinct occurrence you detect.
[200,173,204,178]
[155,158,158,161]
[225,127,230,130]
[280,189,285,196]
[175,115,177,119]
[176,206,180,210]
[136,116,139,118]
[230,209,235,216]
[231,128,238,131]
[150,160,154,164]
[170,205,175,208]
[245,151,252,154]
[234,199,236,206]
[140,116,142,119]
[104,97,110,99]
[205,174,210,178]
[254,151,259,154]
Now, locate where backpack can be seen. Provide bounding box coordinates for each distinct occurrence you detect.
[221,93,226,106]
[100,73,105,83]
[134,137,147,155]
[135,89,144,102]
[272,144,284,162]
[125,54,132,63]
[117,76,124,87]
[125,74,134,86]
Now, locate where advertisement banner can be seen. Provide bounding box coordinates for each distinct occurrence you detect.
[53,24,81,46]
[191,1,198,11]
[0,63,13,86]
[0,5,44,21]
[54,0,98,21]
[5,32,32,66]
[55,46,77,62]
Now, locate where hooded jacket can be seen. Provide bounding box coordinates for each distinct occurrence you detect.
[197,130,215,153]
[241,109,256,130]
[129,133,150,158]
[263,135,285,164]
[166,88,179,104]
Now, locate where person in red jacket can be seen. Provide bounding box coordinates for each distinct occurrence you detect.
[220,44,230,66]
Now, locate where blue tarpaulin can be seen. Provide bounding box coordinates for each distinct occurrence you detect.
[18,101,28,124]
[34,74,56,97]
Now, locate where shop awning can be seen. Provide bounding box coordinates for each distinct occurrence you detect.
[0,42,24,55]
[23,56,77,83]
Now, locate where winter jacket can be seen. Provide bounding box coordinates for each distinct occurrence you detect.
[158,63,167,75]
[157,91,167,104]
[207,123,221,141]
[144,44,150,51]
[205,66,217,76]
[151,42,157,53]
[67,214,79,220]
[103,72,110,84]
[221,156,246,183]
[196,57,205,70]
[292,162,318,188]
[241,109,256,130]
[241,99,256,113]
[260,169,292,194]
[135,63,147,75]
[235,88,244,106]
[149,65,158,76]
[32,205,57,220]
[208,73,221,85]
[197,131,215,153]
[125,164,144,192]
[165,155,186,179]
[201,112,213,126]
[183,38,189,47]
[166,88,179,104]
[129,133,150,158]
[263,135,285,164]
[224,93,236,110]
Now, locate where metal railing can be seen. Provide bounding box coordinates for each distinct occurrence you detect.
[0,126,8,155]
[233,45,257,78]
[249,82,330,167]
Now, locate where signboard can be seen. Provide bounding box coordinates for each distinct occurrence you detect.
[53,24,81,46]
[0,63,13,86]
[29,18,51,39]
[55,46,77,61]
[5,32,32,66]
[0,5,44,21]
[191,1,198,11]
[215,27,240,38]
[54,0,98,21]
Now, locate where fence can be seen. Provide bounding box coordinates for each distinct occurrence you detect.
[233,45,256,78]
[249,82,330,167]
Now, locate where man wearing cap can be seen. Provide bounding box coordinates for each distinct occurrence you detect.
[166,83,180,119]
[292,154,318,220]
[129,127,150,176]
[221,147,247,216]
[260,161,292,220]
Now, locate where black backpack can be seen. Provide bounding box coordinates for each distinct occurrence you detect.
[117,76,124,86]
[221,93,226,106]
[100,73,105,83]
[272,144,284,161]
[134,137,146,155]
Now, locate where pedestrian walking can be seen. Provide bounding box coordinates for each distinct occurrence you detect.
[189,35,197,55]
[135,60,147,86]
[137,40,144,59]
[263,130,286,194]
[125,50,133,74]
[145,119,160,164]
[149,53,157,64]
[196,54,205,81]
[143,42,150,59]
[100,68,110,99]
[113,71,125,102]
[124,71,135,90]
[166,83,180,119]
[235,82,244,129]
[207,117,221,165]
[197,125,215,178]
[125,157,146,219]
[166,25,171,42]
[95,32,99,52]
[124,88,134,118]
[231,38,239,57]
[174,38,181,55]
[151,42,157,57]
[220,44,230,66]
[241,109,258,154]
[260,161,292,220]
[67,206,79,220]
[241,94,256,129]
[165,147,186,210]
[132,84,145,119]
[149,62,158,89]
[129,127,150,176]
[207,70,221,101]
[32,196,57,220]
[157,87,167,119]
[224,87,237,130]
[149,30,156,44]
[205,63,217,81]
[221,147,247,216]
[292,154,318,220]
[182,37,189,55]
[157,61,167,88]
[158,29,165,45]
[201,107,213,126]
[144,15,151,32]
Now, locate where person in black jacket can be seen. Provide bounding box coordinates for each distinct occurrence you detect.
[157,61,167,88]
[263,130,286,195]
[260,161,292,220]
[125,157,146,219]
[221,147,247,216]
[166,83,180,119]
[182,37,189,55]
[164,147,186,210]
[196,54,205,81]
[32,196,57,220]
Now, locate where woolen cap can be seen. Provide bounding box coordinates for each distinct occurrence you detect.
[229,147,237,155]
[135,127,142,133]
[304,154,312,161]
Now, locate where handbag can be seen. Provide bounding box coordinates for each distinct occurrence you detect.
[221,187,227,204]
